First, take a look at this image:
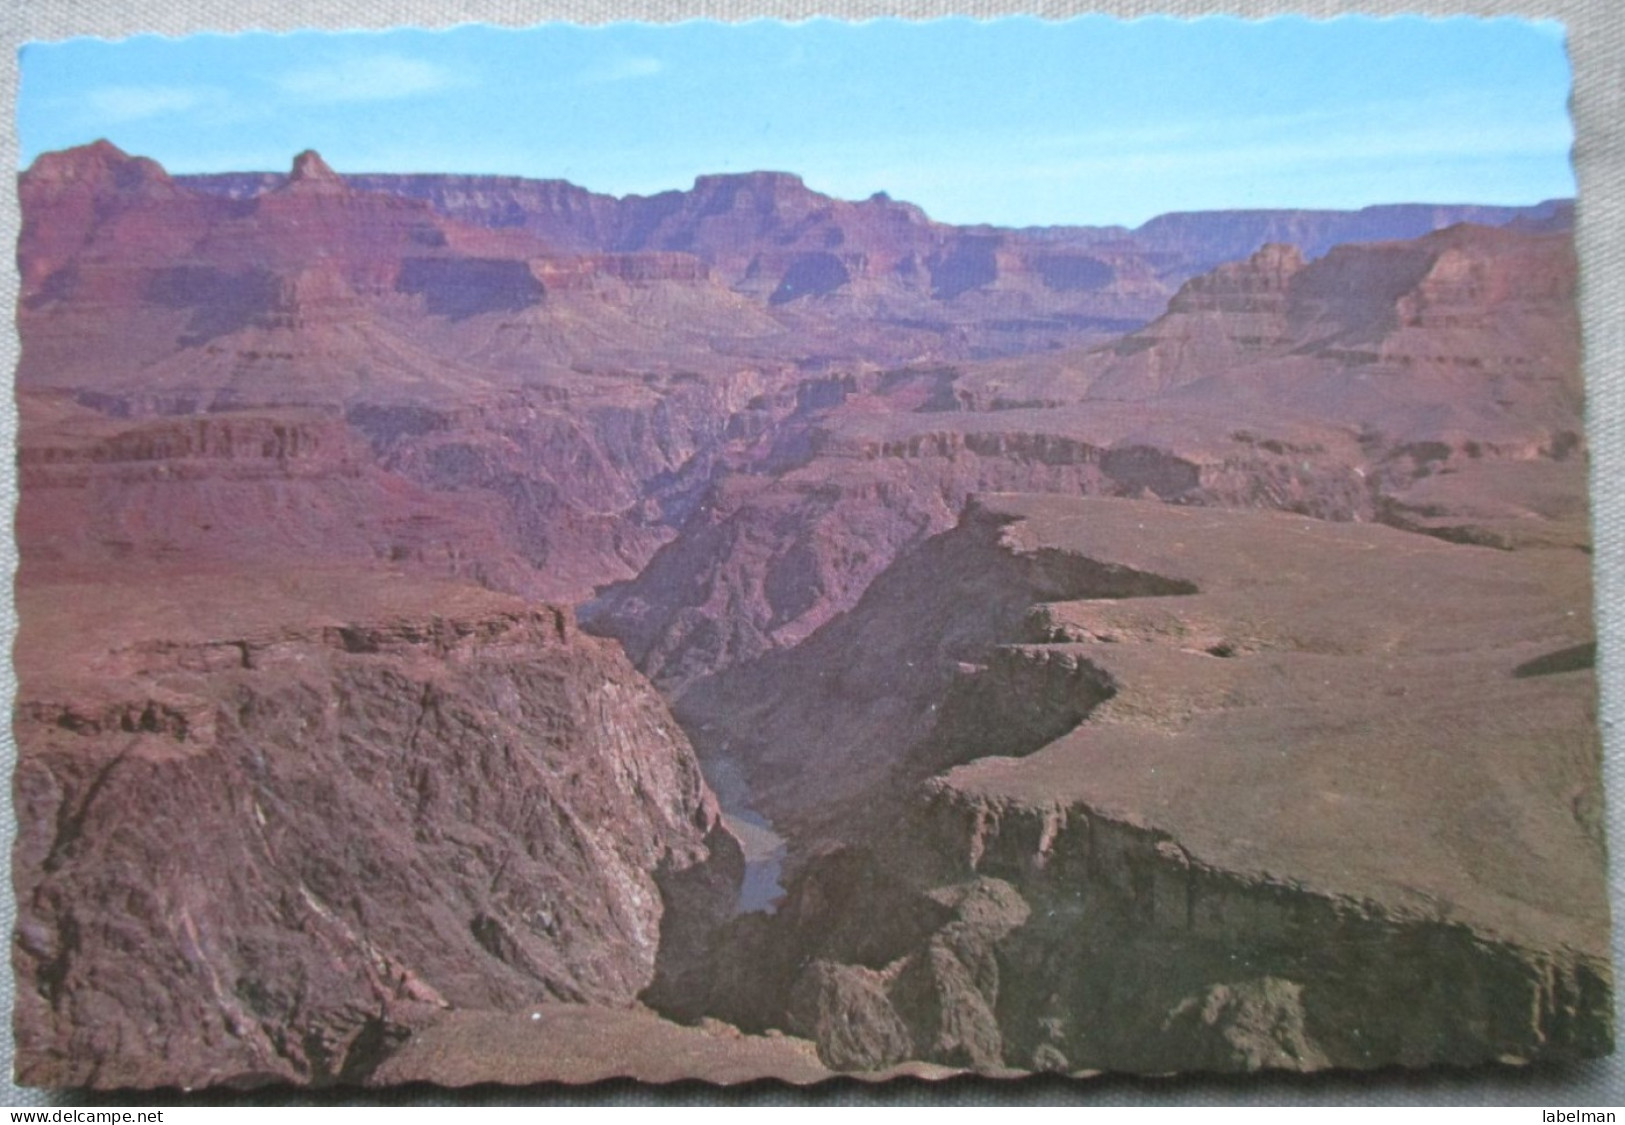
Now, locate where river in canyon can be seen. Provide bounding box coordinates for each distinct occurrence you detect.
[697,754,788,913]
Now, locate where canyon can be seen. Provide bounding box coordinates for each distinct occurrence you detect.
[10,141,1608,1087]
[670,495,1608,1071]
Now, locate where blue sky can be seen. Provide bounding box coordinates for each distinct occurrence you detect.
[18,17,1575,228]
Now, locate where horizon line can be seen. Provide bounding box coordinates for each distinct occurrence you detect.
[27,138,1577,235]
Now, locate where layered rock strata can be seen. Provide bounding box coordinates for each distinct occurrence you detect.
[669,495,1610,1073]
[587,223,1588,690]
[181,161,1567,340]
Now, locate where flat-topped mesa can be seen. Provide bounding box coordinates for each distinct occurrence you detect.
[1130,201,1574,277]
[675,171,834,253]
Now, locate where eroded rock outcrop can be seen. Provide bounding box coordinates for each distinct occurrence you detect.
[663,495,1610,1074]
[22,144,1585,633]
[1082,225,1582,433]
[12,574,744,1088]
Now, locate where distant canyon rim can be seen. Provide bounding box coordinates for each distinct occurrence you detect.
[9,141,1608,1088]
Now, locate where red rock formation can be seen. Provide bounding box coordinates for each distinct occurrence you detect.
[19,140,190,292]
[14,394,554,598]
[12,573,743,1088]
[17,146,796,604]
[674,495,1609,1073]
[21,145,1578,623]
[284,148,346,192]
[1083,224,1583,433]
[179,154,1566,356]
[585,222,1588,690]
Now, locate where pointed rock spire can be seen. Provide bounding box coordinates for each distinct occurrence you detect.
[1247,241,1308,275]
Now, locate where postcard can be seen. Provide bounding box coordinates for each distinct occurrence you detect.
[8,15,1612,1092]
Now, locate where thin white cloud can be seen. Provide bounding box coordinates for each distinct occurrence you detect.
[580,56,664,84]
[83,84,218,122]
[276,55,458,104]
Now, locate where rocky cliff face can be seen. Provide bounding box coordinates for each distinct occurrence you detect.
[585,402,1381,692]
[664,495,1609,1074]
[1083,225,1583,432]
[12,575,743,1088]
[19,145,803,604]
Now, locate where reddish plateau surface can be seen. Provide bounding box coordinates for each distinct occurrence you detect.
[10,141,1607,1088]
